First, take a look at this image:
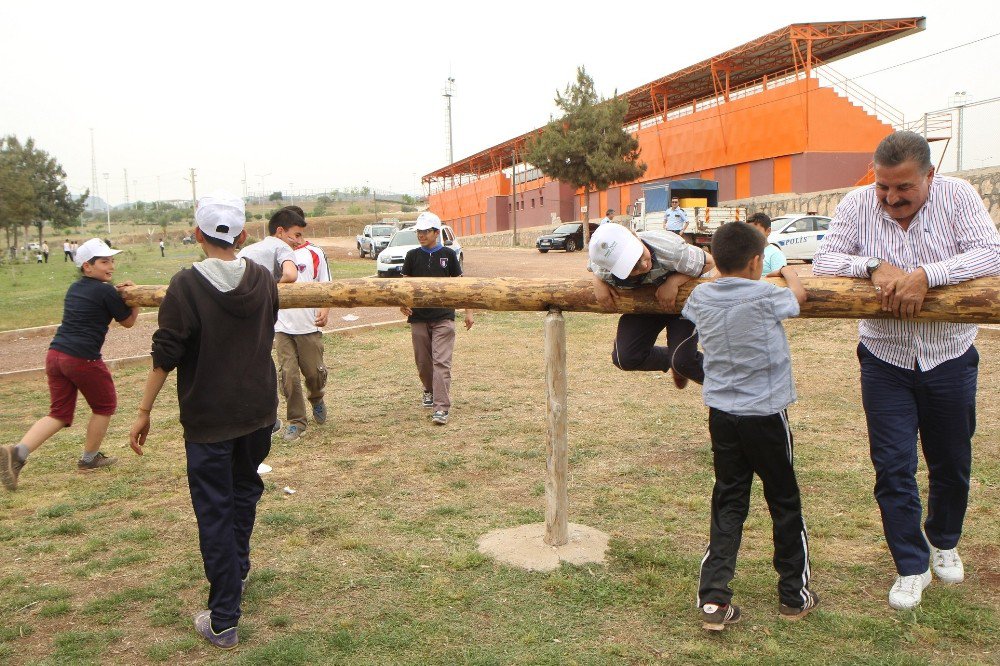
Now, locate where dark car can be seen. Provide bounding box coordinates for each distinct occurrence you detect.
[535,222,599,253]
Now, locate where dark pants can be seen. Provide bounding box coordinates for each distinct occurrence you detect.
[611,313,704,383]
[185,426,272,631]
[858,344,977,576]
[698,408,812,609]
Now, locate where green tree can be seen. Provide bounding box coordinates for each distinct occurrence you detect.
[525,66,646,247]
[269,191,283,202]
[0,136,86,250]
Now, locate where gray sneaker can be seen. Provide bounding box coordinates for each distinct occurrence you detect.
[422,392,434,408]
[431,410,449,425]
[779,589,820,621]
[283,424,303,441]
[0,445,26,491]
[272,418,282,435]
[194,610,238,649]
[312,401,327,424]
[77,451,117,471]
[701,602,741,631]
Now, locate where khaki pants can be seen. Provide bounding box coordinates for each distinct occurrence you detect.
[275,332,327,429]
[410,319,456,411]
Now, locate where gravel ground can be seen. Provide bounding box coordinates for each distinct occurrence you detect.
[0,238,591,374]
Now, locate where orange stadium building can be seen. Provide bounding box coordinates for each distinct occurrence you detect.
[423,18,925,236]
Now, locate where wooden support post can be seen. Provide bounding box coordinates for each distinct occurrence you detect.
[544,308,569,546]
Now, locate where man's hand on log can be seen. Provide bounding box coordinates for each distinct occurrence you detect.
[890,267,929,320]
[400,306,413,317]
[871,262,905,312]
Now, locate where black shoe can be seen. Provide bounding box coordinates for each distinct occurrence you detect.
[421,392,434,408]
[701,603,741,631]
[779,589,820,621]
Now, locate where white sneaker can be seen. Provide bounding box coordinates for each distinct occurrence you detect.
[930,546,964,584]
[888,569,932,610]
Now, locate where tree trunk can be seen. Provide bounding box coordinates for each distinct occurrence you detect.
[120,276,1000,324]
[581,185,591,249]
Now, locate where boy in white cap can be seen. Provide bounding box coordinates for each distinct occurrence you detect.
[129,191,279,649]
[0,239,139,491]
[399,211,473,425]
[588,223,713,388]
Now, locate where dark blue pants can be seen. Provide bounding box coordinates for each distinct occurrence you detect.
[612,313,704,383]
[698,408,811,609]
[858,344,977,576]
[186,426,272,631]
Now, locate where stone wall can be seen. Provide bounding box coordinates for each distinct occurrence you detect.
[459,224,554,248]
[722,166,1000,228]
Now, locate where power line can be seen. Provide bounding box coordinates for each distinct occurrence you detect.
[852,31,1000,81]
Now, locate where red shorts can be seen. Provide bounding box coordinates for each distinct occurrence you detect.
[46,349,117,425]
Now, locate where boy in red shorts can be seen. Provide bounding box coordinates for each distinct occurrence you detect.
[0,238,139,491]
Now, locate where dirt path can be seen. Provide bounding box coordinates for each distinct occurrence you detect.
[0,238,592,374]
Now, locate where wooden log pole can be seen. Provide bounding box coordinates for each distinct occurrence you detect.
[121,276,1000,324]
[544,308,569,547]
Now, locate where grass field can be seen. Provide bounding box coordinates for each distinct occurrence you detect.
[0,313,997,664]
[0,244,374,331]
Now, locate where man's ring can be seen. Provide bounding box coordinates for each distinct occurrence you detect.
[874,286,882,292]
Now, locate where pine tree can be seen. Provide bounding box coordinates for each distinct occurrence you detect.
[526,67,646,247]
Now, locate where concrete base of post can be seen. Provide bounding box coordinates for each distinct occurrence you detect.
[477,523,609,572]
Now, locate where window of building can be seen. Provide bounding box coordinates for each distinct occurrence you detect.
[531,198,535,208]
[539,195,544,206]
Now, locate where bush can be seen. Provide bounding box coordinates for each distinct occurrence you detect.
[347,204,363,215]
[401,205,416,213]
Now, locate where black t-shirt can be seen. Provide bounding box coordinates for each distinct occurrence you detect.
[402,244,462,322]
[50,277,133,360]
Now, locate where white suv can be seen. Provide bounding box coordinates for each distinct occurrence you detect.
[376,225,463,277]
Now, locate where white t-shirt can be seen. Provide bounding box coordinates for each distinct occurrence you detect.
[237,236,296,282]
[275,243,331,335]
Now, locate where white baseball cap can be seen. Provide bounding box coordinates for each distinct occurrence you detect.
[588,223,643,280]
[414,211,442,231]
[75,238,121,268]
[195,191,246,244]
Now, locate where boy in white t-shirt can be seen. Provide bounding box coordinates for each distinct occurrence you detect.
[274,229,332,441]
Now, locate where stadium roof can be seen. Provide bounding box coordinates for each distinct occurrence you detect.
[424,17,925,182]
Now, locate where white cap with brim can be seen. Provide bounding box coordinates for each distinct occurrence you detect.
[588,223,643,280]
[414,211,442,231]
[75,238,122,268]
[195,191,246,244]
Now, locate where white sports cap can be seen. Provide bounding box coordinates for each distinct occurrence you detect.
[195,191,246,244]
[588,223,643,280]
[414,211,443,231]
[75,238,121,268]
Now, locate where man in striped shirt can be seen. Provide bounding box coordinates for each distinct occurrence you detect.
[813,131,1000,611]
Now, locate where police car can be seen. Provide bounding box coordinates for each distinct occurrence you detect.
[767,214,832,262]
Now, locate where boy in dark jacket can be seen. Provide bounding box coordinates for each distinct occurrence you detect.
[129,191,279,649]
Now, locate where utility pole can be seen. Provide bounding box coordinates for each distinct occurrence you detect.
[123,169,130,209]
[511,149,517,247]
[242,162,248,199]
[443,76,455,165]
[102,172,111,234]
[289,183,295,205]
[184,168,197,209]
[89,128,100,211]
[156,175,161,209]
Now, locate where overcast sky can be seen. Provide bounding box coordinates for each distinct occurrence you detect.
[2,1,998,204]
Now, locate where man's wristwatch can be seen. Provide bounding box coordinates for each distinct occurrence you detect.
[865,257,881,277]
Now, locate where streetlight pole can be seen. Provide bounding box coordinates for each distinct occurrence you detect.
[102,172,111,235]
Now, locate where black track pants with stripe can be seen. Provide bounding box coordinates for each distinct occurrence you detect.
[697,408,812,609]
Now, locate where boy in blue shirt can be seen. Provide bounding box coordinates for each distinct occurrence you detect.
[0,239,139,491]
[747,212,788,278]
[681,222,817,631]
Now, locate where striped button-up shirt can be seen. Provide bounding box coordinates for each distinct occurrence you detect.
[813,175,1000,370]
